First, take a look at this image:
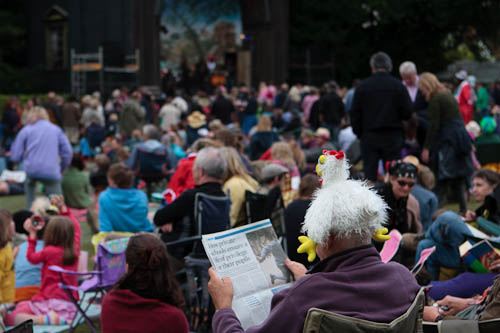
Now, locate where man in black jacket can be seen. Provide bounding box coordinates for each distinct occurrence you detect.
[318,82,345,143]
[211,88,235,125]
[351,52,413,182]
[153,147,227,255]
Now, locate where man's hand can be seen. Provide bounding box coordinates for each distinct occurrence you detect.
[465,210,477,222]
[208,267,234,310]
[423,306,440,322]
[285,259,307,281]
[436,296,475,316]
[160,223,173,233]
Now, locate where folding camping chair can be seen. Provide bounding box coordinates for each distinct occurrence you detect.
[134,149,171,198]
[49,237,129,332]
[4,320,33,333]
[166,192,231,332]
[245,186,288,253]
[304,288,425,333]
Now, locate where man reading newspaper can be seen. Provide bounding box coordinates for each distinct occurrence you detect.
[208,151,420,332]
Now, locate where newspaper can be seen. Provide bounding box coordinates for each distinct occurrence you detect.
[202,219,292,329]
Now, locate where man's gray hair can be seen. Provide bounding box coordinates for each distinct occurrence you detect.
[143,124,161,140]
[399,61,417,75]
[194,147,227,179]
[370,52,393,72]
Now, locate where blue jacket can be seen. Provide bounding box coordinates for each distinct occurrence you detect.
[411,184,438,232]
[10,120,73,180]
[98,187,153,233]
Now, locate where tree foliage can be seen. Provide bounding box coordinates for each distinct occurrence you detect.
[290,0,500,85]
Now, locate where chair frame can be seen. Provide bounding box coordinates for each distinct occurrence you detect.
[48,240,128,332]
[135,148,171,198]
[245,187,287,254]
[303,288,425,333]
[165,192,231,332]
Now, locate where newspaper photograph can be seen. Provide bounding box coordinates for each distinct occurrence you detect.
[202,219,292,329]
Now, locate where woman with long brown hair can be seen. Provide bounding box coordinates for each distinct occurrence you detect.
[418,72,473,213]
[101,233,188,332]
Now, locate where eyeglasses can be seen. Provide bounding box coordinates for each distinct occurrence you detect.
[397,180,415,188]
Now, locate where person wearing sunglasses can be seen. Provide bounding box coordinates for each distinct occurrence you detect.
[375,160,422,238]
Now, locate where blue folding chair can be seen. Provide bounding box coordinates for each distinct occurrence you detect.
[166,192,231,332]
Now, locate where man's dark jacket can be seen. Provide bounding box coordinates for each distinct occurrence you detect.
[351,72,413,138]
[211,96,234,125]
[154,182,225,242]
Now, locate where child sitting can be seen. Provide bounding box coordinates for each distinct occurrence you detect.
[4,196,81,326]
[98,163,153,233]
[0,209,15,312]
[12,210,44,303]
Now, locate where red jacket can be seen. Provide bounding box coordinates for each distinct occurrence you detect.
[166,154,196,200]
[27,209,81,302]
[101,289,189,333]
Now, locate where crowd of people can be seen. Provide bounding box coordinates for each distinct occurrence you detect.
[1,51,500,332]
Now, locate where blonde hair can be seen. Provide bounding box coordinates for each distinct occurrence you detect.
[419,72,449,97]
[288,86,301,103]
[288,140,306,171]
[257,115,272,132]
[28,106,49,122]
[271,142,296,168]
[220,147,254,184]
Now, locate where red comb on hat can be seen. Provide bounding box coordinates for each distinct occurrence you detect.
[323,149,345,160]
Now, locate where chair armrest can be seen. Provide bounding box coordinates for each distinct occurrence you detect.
[49,265,101,276]
[165,236,201,248]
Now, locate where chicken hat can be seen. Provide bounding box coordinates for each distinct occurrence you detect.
[298,150,390,261]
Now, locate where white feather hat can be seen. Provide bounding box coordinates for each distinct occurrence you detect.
[302,150,388,245]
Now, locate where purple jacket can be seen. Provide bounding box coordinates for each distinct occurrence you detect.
[10,120,73,180]
[213,245,420,333]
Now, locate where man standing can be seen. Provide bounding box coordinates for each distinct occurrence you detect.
[318,82,345,143]
[351,52,413,182]
[211,87,235,125]
[120,90,145,138]
[399,61,428,149]
[10,107,73,209]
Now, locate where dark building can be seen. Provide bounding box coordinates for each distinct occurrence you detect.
[240,0,289,86]
[24,0,161,94]
[22,0,291,94]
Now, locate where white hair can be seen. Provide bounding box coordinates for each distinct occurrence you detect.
[302,153,388,245]
[399,61,417,75]
[194,147,227,180]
